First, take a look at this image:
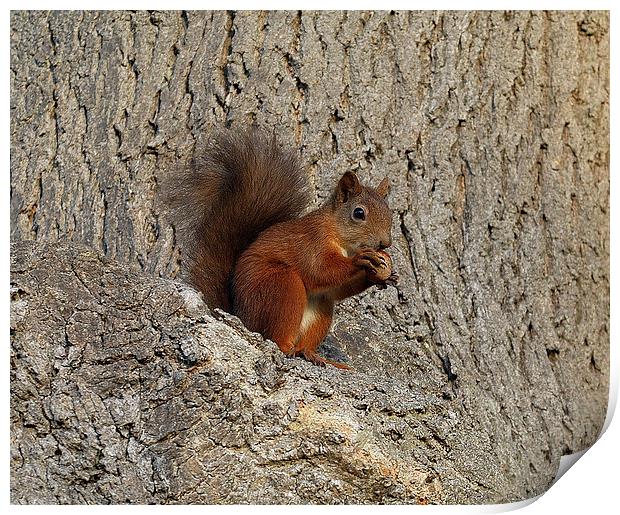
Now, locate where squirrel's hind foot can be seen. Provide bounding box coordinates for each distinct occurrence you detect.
[301,350,353,371]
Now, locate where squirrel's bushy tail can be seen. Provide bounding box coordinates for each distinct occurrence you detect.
[165,128,310,311]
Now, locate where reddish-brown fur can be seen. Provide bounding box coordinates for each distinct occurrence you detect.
[164,129,309,311]
[165,128,396,369]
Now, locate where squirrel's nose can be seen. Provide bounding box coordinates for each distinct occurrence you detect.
[379,239,391,250]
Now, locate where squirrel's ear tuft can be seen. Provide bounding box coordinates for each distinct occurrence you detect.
[336,172,362,203]
[376,177,390,198]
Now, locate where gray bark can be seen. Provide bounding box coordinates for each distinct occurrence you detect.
[10,11,609,504]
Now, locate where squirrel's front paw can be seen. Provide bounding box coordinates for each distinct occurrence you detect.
[353,249,388,270]
[382,270,399,287]
[355,249,393,283]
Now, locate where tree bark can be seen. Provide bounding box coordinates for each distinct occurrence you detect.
[10,11,609,504]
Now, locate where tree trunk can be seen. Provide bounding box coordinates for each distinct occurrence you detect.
[10,10,609,504]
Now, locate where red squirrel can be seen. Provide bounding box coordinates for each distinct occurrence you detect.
[166,128,397,369]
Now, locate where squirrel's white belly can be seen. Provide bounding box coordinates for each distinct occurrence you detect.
[299,302,319,335]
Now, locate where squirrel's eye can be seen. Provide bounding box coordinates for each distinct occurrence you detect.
[352,207,366,221]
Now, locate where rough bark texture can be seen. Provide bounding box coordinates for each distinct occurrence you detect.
[10,11,609,504]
